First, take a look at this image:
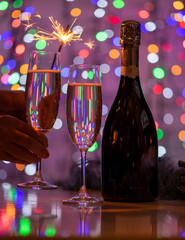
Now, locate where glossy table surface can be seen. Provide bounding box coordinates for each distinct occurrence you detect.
[1,182,185,239]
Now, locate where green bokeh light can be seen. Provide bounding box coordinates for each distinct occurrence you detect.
[27,29,37,35]
[8,187,16,201]
[153,67,165,79]
[157,128,163,140]
[96,31,108,42]
[45,226,56,237]
[88,141,98,152]
[13,0,23,8]
[35,40,47,50]
[0,1,9,11]
[2,65,10,74]
[113,0,125,9]
[183,142,185,148]
[19,217,31,236]
[88,71,94,79]
[9,72,20,85]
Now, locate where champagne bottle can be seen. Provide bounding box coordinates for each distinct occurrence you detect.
[101,20,158,202]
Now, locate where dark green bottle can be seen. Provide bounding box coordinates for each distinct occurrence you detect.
[102,20,158,202]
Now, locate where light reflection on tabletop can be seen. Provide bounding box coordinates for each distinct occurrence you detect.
[1,182,185,239]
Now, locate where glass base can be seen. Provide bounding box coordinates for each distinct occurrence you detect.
[17,173,58,190]
[63,186,103,206]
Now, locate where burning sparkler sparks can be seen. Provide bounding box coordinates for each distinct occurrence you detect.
[34,16,83,46]
[23,19,36,31]
[84,39,95,50]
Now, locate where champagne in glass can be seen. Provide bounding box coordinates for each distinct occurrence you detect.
[17,51,61,190]
[63,64,103,205]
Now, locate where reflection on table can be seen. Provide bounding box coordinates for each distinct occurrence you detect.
[1,182,185,239]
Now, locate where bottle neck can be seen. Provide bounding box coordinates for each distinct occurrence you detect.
[121,45,139,78]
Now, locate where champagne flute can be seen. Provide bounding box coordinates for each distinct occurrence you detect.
[63,64,102,205]
[17,50,61,190]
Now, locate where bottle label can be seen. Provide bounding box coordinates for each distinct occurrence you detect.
[121,66,139,78]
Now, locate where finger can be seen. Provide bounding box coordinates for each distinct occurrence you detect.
[11,130,49,159]
[8,116,48,147]
[1,151,34,165]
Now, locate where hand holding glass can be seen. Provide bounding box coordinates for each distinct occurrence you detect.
[63,64,102,205]
[17,50,61,190]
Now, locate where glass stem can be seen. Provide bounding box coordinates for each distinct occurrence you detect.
[33,156,43,181]
[80,150,87,192]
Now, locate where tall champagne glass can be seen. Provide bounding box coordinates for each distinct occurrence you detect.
[17,50,61,190]
[63,64,102,205]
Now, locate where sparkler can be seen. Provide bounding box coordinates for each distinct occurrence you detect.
[23,19,36,31]
[84,39,95,50]
[34,16,83,46]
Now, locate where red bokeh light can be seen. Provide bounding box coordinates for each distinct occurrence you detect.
[106,15,120,25]
[12,19,21,28]
[162,43,172,52]
[15,44,25,55]
[176,96,184,107]
[178,52,185,61]
[153,84,163,95]
[78,49,89,58]
[138,10,150,19]
[180,114,185,124]
[179,21,185,29]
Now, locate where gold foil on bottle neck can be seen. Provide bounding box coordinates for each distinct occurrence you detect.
[120,20,141,47]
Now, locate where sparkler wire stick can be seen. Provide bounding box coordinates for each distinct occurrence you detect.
[51,24,70,69]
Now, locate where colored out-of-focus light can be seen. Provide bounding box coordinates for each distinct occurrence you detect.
[113,0,125,9]
[9,187,16,201]
[138,10,149,19]
[105,29,114,38]
[182,88,185,98]
[12,9,21,18]
[0,169,7,180]
[0,55,4,64]
[176,27,185,36]
[178,130,185,142]
[6,203,16,218]
[61,67,69,78]
[145,22,156,32]
[94,8,105,18]
[1,74,10,85]
[27,29,37,35]
[2,65,10,74]
[6,59,16,70]
[109,49,120,59]
[179,21,185,29]
[147,44,159,53]
[45,227,56,237]
[23,33,34,43]
[73,56,84,65]
[15,44,25,55]
[158,146,166,157]
[163,87,173,99]
[102,104,108,116]
[162,43,172,52]
[144,2,155,11]
[62,83,68,94]
[19,12,30,21]
[4,38,14,50]
[112,36,120,46]
[178,52,185,61]
[180,114,185,124]
[173,13,183,22]
[97,0,108,8]
[153,68,165,79]
[2,31,11,40]
[15,189,24,208]
[53,118,63,130]
[167,17,177,26]
[147,53,159,63]
[20,64,28,74]
[91,0,99,4]
[24,6,35,15]
[9,72,20,85]
[88,142,98,152]
[171,65,182,76]
[11,84,20,91]
[173,1,184,10]
[100,63,110,74]
[153,84,163,95]
[25,164,36,176]
[109,16,120,24]
[114,66,121,77]
[20,75,27,85]
[13,0,23,8]
[12,18,21,28]
[163,113,174,125]
[78,49,89,58]
[35,40,46,50]
[19,217,31,236]
[176,96,184,107]
[157,128,163,140]
[70,8,81,17]
[0,1,9,11]
[96,31,108,41]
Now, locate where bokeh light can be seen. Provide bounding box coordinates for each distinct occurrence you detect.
[153,67,165,79]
